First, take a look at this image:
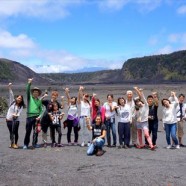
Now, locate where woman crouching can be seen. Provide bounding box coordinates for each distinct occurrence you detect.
[86,115,106,156]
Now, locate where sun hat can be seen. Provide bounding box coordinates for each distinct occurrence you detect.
[31,87,42,96]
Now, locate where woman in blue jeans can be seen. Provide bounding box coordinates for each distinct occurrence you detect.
[103,94,117,147]
[86,115,106,156]
[162,91,180,149]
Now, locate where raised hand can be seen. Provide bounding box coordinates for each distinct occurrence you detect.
[28,78,33,84]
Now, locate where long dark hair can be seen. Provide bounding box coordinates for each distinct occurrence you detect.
[14,95,25,108]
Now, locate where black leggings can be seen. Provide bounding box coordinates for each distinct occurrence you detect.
[50,125,62,144]
[67,119,79,143]
[7,120,20,144]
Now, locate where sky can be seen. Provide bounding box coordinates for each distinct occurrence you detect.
[0,0,186,73]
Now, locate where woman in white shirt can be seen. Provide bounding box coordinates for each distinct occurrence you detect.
[116,97,132,149]
[162,91,179,149]
[64,88,79,145]
[78,86,91,147]
[6,83,25,149]
[134,87,155,150]
[103,94,117,147]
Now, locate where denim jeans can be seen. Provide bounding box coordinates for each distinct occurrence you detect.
[87,137,105,155]
[164,123,178,145]
[105,118,117,146]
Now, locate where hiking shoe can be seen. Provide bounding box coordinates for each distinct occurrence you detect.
[23,145,28,150]
[166,145,171,149]
[176,145,180,149]
[96,149,104,156]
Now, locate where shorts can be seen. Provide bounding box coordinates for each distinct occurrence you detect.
[136,121,148,130]
[177,120,184,138]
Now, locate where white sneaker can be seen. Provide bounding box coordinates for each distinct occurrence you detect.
[81,141,85,147]
[87,142,91,147]
[166,145,171,149]
[175,145,180,149]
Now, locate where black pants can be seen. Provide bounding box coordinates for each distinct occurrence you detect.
[67,119,79,143]
[24,116,38,146]
[7,120,20,144]
[118,122,130,146]
[145,120,158,145]
[50,125,62,144]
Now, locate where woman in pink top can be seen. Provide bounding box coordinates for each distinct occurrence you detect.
[91,93,105,124]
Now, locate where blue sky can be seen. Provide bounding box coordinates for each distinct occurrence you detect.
[0,0,186,73]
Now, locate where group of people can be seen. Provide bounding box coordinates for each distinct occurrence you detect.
[5,79,186,156]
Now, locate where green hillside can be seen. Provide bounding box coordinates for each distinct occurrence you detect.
[121,50,186,82]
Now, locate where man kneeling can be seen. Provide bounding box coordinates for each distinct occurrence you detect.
[86,115,106,156]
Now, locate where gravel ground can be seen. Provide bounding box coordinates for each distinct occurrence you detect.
[0,84,186,186]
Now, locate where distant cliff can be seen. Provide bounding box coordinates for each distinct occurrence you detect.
[1,50,186,85]
[121,50,186,83]
[0,58,48,84]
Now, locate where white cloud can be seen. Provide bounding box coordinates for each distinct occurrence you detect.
[135,0,162,13]
[99,0,130,11]
[177,5,186,15]
[0,30,36,49]
[0,0,84,20]
[156,45,173,54]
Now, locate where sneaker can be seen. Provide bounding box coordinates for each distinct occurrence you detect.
[12,144,18,149]
[87,142,91,147]
[57,144,64,147]
[51,143,56,147]
[43,143,47,148]
[166,145,171,149]
[34,144,40,148]
[180,144,185,147]
[123,145,128,149]
[118,145,122,149]
[176,145,180,149]
[81,141,85,147]
[23,145,28,150]
[112,144,116,147]
[74,142,78,146]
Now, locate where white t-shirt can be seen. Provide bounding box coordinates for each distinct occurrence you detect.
[136,94,149,123]
[117,105,132,123]
[68,104,78,116]
[80,101,91,117]
[103,101,117,118]
[163,103,178,124]
[176,103,186,121]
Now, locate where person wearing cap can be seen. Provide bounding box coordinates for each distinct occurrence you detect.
[23,78,44,149]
